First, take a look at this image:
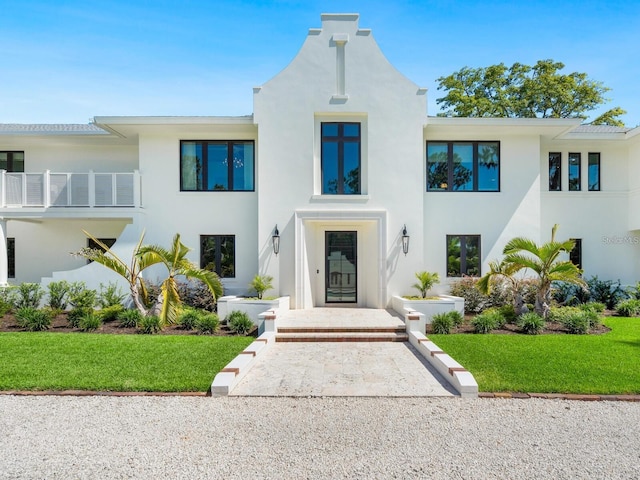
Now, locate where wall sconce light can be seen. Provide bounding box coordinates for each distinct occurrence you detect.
[402,225,410,256]
[272,225,280,255]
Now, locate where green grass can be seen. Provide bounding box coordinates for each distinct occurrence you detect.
[0,333,254,392]
[430,317,640,394]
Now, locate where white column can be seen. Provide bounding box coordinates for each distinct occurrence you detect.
[0,219,8,286]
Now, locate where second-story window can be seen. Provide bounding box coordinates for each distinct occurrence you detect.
[588,153,600,191]
[568,152,581,191]
[321,122,361,194]
[0,151,24,172]
[180,141,254,191]
[549,152,561,191]
[427,142,499,192]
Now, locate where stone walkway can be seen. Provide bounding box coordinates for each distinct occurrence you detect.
[230,308,457,397]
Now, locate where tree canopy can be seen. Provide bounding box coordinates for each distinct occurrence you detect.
[436,59,626,126]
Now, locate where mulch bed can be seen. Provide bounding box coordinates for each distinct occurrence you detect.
[426,312,615,335]
[0,312,257,337]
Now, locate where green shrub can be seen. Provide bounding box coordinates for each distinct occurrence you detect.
[47,280,70,310]
[581,302,606,314]
[14,283,45,309]
[79,312,102,332]
[196,313,220,334]
[549,306,598,334]
[117,309,143,328]
[449,277,486,314]
[616,299,640,317]
[629,281,640,300]
[249,275,274,300]
[448,310,465,328]
[586,276,628,309]
[517,312,545,335]
[99,304,124,322]
[68,307,94,328]
[138,315,163,334]
[431,313,454,334]
[68,282,97,309]
[562,313,591,334]
[472,310,503,334]
[498,304,517,324]
[548,306,582,323]
[0,296,12,317]
[15,307,52,331]
[178,308,202,330]
[98,282,126,308]
[176,280,218,311]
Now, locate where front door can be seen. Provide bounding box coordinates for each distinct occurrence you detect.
[325,231,357,303]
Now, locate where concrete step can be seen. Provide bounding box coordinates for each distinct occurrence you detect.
[276,332,409,342]
[277,326,406,334]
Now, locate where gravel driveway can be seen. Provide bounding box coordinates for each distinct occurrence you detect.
[1,395,639,479]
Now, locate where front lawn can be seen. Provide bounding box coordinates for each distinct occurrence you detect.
[430,317,640,394]
[0,333,253,392]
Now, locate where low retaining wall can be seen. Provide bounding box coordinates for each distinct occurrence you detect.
[391,295,464,326]
[218,296,290,334]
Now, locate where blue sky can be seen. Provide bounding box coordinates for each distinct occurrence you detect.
[1,0,638,126]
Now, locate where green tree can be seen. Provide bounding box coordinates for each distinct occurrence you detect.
[79,231,223,326]
[436,59,625,125]
[412,271,440,299]
[477,225,585,318]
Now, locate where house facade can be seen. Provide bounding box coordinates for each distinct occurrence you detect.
[0,13,638,308]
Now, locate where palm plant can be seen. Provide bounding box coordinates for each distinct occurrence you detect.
[412,271,440,298]
[478,224,585,318]
[249,274,273,300]
[79,231,223,326]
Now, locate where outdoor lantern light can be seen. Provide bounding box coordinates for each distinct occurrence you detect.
[402,225,410,256]
[272,225,280,255]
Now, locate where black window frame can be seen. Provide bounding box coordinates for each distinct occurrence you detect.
[569,238,582,270]
[549,152,562,191]
[446,234,481,277]
[200,235,235,278]
[426,141,500,192]
[0,151,25,173]
[180,140,255,192]
[7,237,15,279]
[568,152,581,191]
[321,122,361,195]
[588,152,601,191]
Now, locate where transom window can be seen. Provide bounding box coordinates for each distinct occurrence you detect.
[447,235,481,277]
[321,122,361,194]
[0,151,24,172]
[181,141,254,191]
[200,235,235,278]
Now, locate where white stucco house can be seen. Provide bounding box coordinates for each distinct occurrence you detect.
[0,13,638,309]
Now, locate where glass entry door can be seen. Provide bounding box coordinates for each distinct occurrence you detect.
[325,231,357,303]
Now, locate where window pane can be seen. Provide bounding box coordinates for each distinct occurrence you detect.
[12,152,24,173]
[477,142,499,191]
[233,142,254,191]
[0,153,7,171]
[427,143,449,191]
[464,236,480,276]
[7,237,15,279]
[343,123,359,137]
[342,141,360,194]
[568,153,581,191]
[322,123,338,137]
[570,238,582,270]
[452,143,473,191]
[322,141,339,194]
[549,153,561,191]
[200,235,235,278]
[181,142,202,190]
[207,143,228,191]
[219,236,235,278]
[588,153,600,191]
[447,236,461,276]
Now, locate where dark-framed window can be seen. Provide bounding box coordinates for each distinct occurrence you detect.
[87,238,116,264]
[0,151,25,172]
[570,238,582,270]
[7,237,15,278]
[180,141,254,191]
[427,142,499,192]
[568,153,581,191]
[549,152,561,191]
[447,235,481,277]
[588,153,600,191]
[200,235,235,278]
[321,122,361,194]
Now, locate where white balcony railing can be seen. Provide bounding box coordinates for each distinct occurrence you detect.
[0,170,141,208]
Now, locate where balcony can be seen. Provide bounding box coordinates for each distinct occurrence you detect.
[0,170,141,216]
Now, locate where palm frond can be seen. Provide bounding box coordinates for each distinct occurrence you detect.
[503,237,539,256]
[160,277,182,326]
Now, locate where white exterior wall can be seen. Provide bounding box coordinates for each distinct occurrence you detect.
[254,14,426,308]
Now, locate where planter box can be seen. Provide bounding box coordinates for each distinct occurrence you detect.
[218,296,290,334]
[391,295,464,324]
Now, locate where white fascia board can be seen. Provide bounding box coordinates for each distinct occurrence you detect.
[425,116,582,138]
[93,115,254,126]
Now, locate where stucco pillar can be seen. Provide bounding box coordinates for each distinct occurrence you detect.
[0,219,8,286]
